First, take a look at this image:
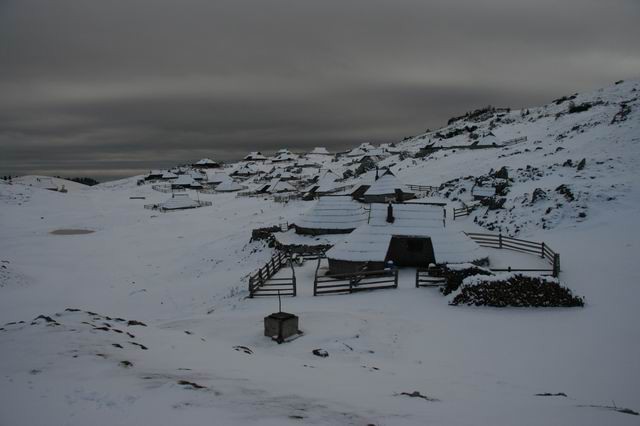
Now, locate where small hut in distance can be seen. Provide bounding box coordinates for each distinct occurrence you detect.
[192,158,220,169]
[243,152,268,161]
[158,193,201,211]
[215,180,245,192]
[309,147,331,155]
[360,170,415,203]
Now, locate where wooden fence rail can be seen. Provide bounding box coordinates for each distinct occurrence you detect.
[313,260,398,296]
[464,232,560,277]
[453,206,472,220]
[248,251,297,297]
[407,184,438,197]
[415,267,446,288]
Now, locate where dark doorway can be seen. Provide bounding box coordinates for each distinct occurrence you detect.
[385,236,435,267]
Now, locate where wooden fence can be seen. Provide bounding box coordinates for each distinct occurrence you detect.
[151,184,174,193]
[502,136,528,146]
[407,184,438,198]
[248,251,297,297]
[273,193,302,203]
[143,200,212,212]
[465,232,560,277]
[453,205,472,220]
[415,267,446,287]
[313,260,398,296]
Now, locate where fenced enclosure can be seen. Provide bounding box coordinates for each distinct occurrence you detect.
[151,184,174,193]
[248,251,297,297]
[313,259,398,296]
[465,232,560,277]
[273,193,302,203]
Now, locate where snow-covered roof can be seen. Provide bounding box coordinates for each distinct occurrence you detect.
[161,172,178,179]
[295,196,368,231]
[159,193,200,210]
[172,175,202,188]
[326,204,486,264]
[244,151,267,161]
[215,180,245,192]
[380,143,402,153]
[364,148,387,157]
[267,178,296,193]
[472,186,496,197]
[188,170,205,180]
[148,169,164,176]
[347,147,367,157]
[296,159,321,168]
[206,171,230,183]
[278,171,297,180]
[233,163,260,175]
[476,133,500,146]
[259,178,296,193]
[309,147,330,155]
[358,142,375,150]
[363,172,413,196]
[272,152,298,162]
[194,158,219,166]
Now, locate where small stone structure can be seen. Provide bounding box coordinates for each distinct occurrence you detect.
[264,312,300,344]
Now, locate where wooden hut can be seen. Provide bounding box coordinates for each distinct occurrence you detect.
[243,151,267,161]
[145,170,164,181]
[325,203,486,274]
[309,147,331,155]
[215,179,245,192]
[171,175,202,190]
[257,178,296,194]
[192,158,220,169]
[159,193,201,211]
[361,171,415,203]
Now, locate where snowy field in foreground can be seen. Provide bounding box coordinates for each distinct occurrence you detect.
[1,179,639,426]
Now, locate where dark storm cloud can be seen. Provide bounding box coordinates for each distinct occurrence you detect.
[1,0,639,179]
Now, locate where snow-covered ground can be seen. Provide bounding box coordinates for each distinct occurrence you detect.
[1,80,639,425]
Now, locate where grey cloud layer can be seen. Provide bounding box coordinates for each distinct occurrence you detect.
[1,0,639,179]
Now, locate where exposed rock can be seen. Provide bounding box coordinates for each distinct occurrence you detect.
[312,349,329,358]
[531,188,547,204]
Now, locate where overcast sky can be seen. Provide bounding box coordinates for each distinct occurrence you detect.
[1,0,638,180]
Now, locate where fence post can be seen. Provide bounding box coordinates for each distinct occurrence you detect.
[394,268,399,288]
[313,257,321,296]
[248,276,254,298]
[553,253,560,277]
[499,233,503,249]
[541,242,545,258]
[290,257,297,297]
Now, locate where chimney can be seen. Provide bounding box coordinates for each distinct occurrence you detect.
[386,203,395,223]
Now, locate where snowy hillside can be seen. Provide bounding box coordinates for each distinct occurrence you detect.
[12,175,89,192]
[1,80,639,425]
